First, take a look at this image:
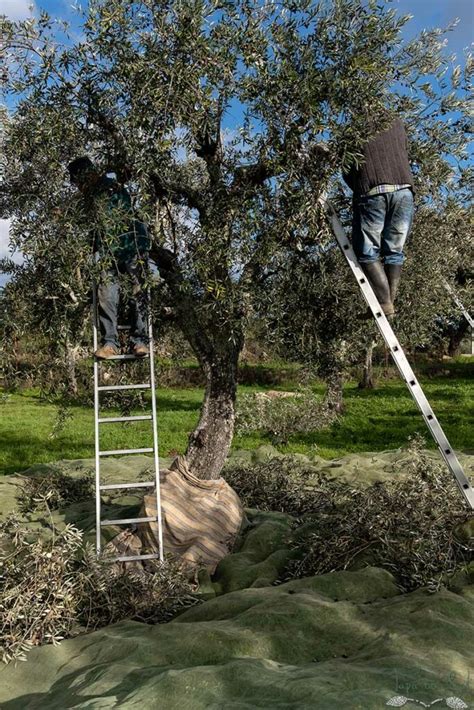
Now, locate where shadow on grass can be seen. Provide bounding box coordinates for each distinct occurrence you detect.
[155,394,202,413]
[0,431,95,476]
[1,366,471,474]
[13,389,203,414]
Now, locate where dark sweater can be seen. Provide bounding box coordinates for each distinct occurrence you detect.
[342,118,414,196]
[87,176,150,259]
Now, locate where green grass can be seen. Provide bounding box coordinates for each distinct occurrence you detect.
[0,359,472,475]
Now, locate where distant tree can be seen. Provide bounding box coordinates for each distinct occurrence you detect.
[255,237,363,412]
[392,200,473,352]
[1,0,472,476]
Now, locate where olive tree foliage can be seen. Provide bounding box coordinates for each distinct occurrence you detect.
[393,201,473,354]
[260,195,473,399]
[256,240,366,410]
[1,0,472,477]
[255,16,473,393]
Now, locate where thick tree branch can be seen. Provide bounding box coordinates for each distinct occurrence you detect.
[230,158,276,195]
[149,243,215,362]
[86,92,132,181]
[149,173,206,216]
[194,93,226,185]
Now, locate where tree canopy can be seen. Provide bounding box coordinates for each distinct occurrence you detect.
[1,0,472,477]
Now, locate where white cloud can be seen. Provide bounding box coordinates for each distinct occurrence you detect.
[0,0,35,21]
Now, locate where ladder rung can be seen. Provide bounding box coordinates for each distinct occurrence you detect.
[101,516,157,526]
[106,553,162,562]
[99,447,154,456]
[98,415,153,423]
[98,383,150,391]
[98,354,149,361]
[100,481,155,490]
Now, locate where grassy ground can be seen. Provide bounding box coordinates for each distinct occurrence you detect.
[0,358,472,475]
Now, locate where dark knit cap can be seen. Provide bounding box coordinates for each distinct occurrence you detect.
[68,156,95,180]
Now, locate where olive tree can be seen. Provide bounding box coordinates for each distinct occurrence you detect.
[1,0,471,477]
[260,193,472,400]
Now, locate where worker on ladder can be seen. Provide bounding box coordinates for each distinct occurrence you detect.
[342,115,415,319]
[68,156,150,359]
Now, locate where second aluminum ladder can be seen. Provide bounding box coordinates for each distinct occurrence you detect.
[92,286,164,561]
[320,196,474,510]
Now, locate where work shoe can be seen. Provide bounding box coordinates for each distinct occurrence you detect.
[132,343,149,357]
[360,261,394,317]
[384,263,403,305]
[95,343,120,359]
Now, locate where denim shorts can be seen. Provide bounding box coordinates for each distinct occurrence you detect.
[352,188,414,265]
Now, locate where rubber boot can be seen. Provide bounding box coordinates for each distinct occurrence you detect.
[361,261,394,317]
[384,263,402,306]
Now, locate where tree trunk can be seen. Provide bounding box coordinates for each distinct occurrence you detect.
[64,337,78,397]
[323,371,344,415]
[358,339,376,389]
[186,352,239,479]
[150,246,243,479]
[447,319,469,357]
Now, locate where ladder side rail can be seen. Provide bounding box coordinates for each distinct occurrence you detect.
[92,283,102,554]
[444,281,474,357]
[320,198,474,509]
[443,281,474,329]
[147,288,165,562]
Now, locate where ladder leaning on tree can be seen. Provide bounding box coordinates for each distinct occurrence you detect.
[319,195,474,511]
[92,285,164,562]
[444,281,474,357]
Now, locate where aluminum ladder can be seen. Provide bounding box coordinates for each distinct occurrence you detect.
[92,286,164,561]
[444,281,474,356]
[319,196,474,510]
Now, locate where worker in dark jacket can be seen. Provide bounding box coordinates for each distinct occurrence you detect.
[343,117,414,317]
[68,156,150,359]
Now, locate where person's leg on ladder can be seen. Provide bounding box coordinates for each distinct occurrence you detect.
[125,254,149,357]
[96,267,121,359]
[352,193,393,316]
[381,188,414,311]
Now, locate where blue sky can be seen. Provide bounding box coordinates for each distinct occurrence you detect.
[4,0,472,53]
[1,0,472,286]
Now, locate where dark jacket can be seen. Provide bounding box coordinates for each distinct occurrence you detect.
[89,176,150,260]
[342,118,414,196]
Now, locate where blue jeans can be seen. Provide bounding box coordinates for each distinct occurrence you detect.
[97,255,149,347]
[352,188,414,265]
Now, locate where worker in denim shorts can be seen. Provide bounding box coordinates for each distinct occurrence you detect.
[343,118,415,318]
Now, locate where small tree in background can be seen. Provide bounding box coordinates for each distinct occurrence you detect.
[255,237,364,413]
[1,0,472,477]
[393,200,473,353]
